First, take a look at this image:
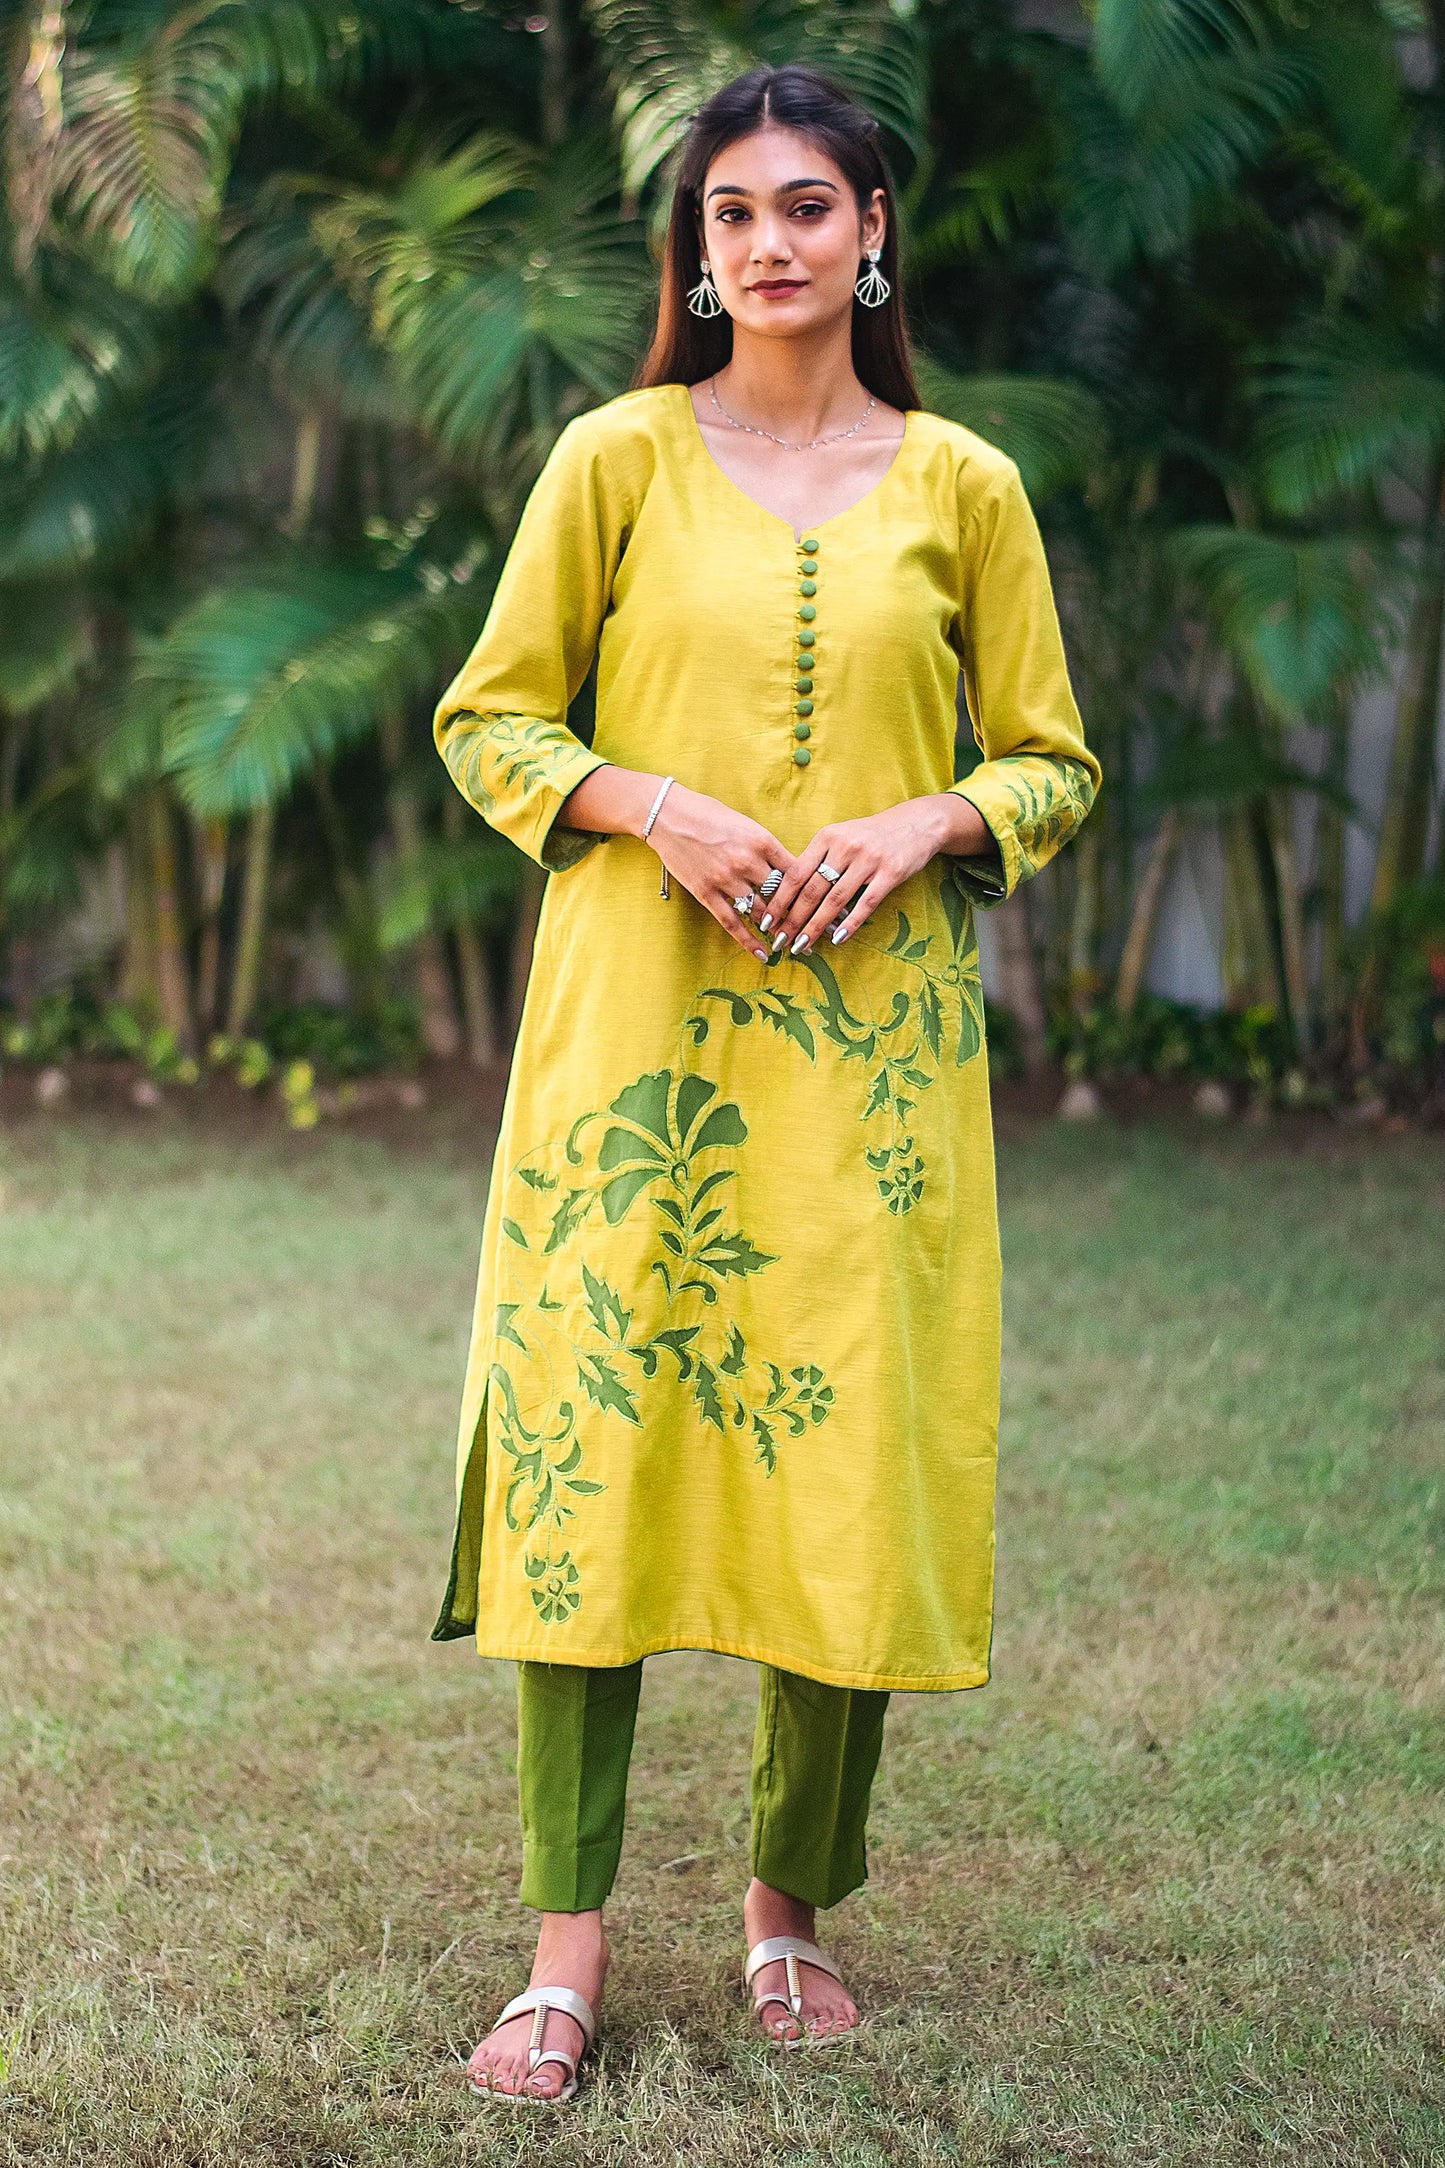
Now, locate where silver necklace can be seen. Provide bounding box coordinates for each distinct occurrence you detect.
[708,373,876,452]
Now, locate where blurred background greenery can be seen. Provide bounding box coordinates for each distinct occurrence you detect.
[1,0,1443,1115]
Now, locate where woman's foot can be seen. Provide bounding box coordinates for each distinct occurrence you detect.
[744,1877,860,2044]
[468,1909,609,2100]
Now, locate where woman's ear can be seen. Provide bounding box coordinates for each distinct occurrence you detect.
[860,188,887,255]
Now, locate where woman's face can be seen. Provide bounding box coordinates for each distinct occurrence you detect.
[697,122,885,339]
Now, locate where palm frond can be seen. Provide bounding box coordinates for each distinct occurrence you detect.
[1093,0,1271,124]
[1142,725,1357,816]
[583,0,926,200]
[0,256,161,461]
[0,583,94,710]
[1255,320,1445,512]
[0,765,106,917]
[359,136,654,463]
[220,182,399,423]
[1169,524,1399,715]
[1035,37,1312,275]
[915,356,1105,500]
[0,377,205,579]
[52,1,496,299]
[121,553,489,816]
[377,828,523,948]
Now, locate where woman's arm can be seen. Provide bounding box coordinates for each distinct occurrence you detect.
[560,764,800,960]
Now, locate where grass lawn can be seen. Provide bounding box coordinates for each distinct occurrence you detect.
[1,1098,1442,2166]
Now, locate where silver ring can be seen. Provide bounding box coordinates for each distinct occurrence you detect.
[818,860,843,883]
[732,891,754,915]
[759,867,784,897]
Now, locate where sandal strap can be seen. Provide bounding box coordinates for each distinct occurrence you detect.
[743,1934,843,2016]
[489,1985,597,2054]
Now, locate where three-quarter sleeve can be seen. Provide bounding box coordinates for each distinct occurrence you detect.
[946,459,1101,905]
[433,417,628,871]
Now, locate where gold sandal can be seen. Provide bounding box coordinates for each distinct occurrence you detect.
[743,1934,857,2051]
[467,1984,599,2105]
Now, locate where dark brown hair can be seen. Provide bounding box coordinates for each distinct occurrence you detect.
[634,63,919,412]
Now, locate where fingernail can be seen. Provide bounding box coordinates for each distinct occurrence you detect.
[759,913,772,931]
[790,932,810,954]
[753,947,768,961]
[770,930,787,952]
[830,924,850,944]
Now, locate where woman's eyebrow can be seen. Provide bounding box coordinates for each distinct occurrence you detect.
[704,177,841,200]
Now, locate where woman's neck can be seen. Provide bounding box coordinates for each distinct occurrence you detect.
[713,320,870,441]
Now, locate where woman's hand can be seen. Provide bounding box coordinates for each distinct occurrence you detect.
[647,780,796,958]
[759,793,996,956]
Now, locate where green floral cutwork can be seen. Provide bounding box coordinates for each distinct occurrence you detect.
[489,1065,835,1624]
[687,864,985,1214]
[441,710,583,820]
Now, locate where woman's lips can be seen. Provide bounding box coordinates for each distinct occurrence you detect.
[751,280,806,295]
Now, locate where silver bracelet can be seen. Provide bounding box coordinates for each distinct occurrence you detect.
[642,774,676,899]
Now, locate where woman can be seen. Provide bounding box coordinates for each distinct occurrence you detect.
[432,62,1100,2104]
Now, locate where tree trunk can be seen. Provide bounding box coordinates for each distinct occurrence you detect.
[540,0,570,149]
[1221,806,1280,1013]
[1066,823,1102,1022]
[1314,699,1349,1038]
[442,790,500,1066]
[378,706,461,1058]
[191,813,228,1035]
[1114,808,1179,1017]
[1265,793,1312,1052]
[994,884,1050,1077]
[312,764,386,1017]
[149,785,193,1049]
[1370,451,1445,916]
[506,862,545,1052]
[226,801,274,1036]
[119,795,158,1015]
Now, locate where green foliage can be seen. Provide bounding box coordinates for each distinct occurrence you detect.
[1356,879,1445,1080]
[254,996,422,1077]
[3,0,1444,1091]
[1055,992,1298,1090]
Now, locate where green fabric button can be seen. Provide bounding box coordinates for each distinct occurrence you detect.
[797,628,815,647]
[792,746,812,765]
[800,537,820,553]
[798,603,816,622]
[795,698,814,717]
[793,721,812,740]
[800,558,818,575]
[795,676,813,694]
[799,579,817,596]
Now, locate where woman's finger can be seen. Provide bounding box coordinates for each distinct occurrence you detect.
[757,835,831,933]
[707,887,772,957]
[815,874,887,949]
[771,855,871,952]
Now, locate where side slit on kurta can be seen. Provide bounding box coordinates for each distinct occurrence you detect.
[431,382,1100,1692]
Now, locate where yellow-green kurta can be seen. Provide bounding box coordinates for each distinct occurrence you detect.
[431,381,1100,1691]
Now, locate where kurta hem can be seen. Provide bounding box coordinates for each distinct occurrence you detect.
[441,1626,991,1696]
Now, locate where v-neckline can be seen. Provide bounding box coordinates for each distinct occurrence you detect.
[671,381,914,544]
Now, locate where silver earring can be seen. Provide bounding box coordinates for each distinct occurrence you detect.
[854,247,890,308]
[686,257,723,318]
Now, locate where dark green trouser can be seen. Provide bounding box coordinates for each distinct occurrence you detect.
[515,1659,889,1913]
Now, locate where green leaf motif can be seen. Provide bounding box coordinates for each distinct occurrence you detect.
[582,1260,631,1345]
[545,1189,592,1252]
[496,1302,527,1350]
[694,1360,724,1432]
[577,1351,641,1424]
